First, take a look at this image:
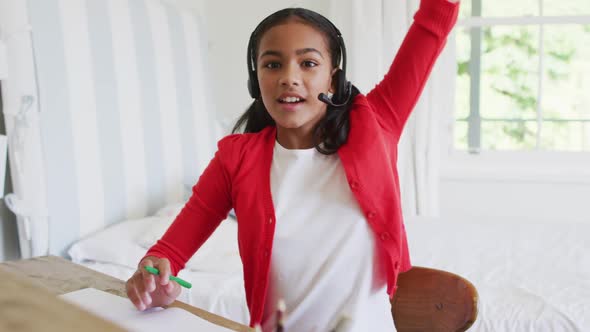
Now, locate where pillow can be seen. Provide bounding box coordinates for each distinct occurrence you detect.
[68,216,162,268]
[69,201,242,274]
[136,203,242,274]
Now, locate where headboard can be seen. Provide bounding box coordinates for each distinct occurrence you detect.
[0,0,216,257]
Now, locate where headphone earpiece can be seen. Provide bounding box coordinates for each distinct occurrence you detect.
[331,69,347,104]
[248,76,260,99]
[247,34,261,99]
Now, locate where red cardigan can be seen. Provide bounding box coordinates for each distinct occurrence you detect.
[147,0,459,327]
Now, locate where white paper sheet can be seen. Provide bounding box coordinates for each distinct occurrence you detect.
[60,288,234,332]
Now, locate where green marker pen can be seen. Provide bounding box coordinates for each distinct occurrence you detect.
[144,266,192,289]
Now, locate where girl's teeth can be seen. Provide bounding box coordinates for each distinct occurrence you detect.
[282,97,301,103]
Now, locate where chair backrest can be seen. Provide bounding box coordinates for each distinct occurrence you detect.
[391,267,478,332]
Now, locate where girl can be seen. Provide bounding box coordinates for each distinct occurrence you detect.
[126,0,460,330]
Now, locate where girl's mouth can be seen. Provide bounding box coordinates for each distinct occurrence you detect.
[277,97,306,111]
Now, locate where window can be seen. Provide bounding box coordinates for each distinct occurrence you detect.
[454,0,590,152]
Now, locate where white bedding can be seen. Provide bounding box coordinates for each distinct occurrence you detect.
[406,216,590,331]
[69,211,590,331]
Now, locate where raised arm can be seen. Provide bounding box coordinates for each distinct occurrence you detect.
[366,0,459,137]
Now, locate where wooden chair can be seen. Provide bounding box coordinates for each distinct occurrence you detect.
[391,267,478,332]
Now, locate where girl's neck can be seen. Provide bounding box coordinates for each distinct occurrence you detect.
[275,127,315,150]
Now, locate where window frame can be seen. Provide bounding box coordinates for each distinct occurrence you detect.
[459,0,590,152]
[442,0,590,182]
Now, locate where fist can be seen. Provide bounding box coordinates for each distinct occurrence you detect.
[125,256,182,310]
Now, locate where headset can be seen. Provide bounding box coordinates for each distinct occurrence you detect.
[246,13,352,108]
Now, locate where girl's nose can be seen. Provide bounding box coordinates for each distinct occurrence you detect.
[278,65,301,87]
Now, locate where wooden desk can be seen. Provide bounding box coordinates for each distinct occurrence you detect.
[0,255,253,332]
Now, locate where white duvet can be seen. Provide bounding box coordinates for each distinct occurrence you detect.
[405,216,590,332]
[68,207,590,331]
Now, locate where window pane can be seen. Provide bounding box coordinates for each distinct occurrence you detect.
[455,27,471,120]
[540,121,590,151]
[480,26,540,120]
[543,0,590,16]
[454,121,469,150]
[459,0,472,20]
[542,25,590,120]
[481,120,538,150]
[482,0,540,17]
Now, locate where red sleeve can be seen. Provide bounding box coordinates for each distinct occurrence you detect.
[366,0,459,137]
[144,138,235,275]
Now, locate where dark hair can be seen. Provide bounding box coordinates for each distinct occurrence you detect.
[232,8,360,155]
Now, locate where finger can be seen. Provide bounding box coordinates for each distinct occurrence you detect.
[126,276,146,311]
[135,273,154,308]
[133,288,147,311]
[156,259,171,286]
[164,280,177,296]
[142,290,152,308]
[165,281,182,301]
[138,256,154,270]
[134,270,147,294]
[139,259,156,292]
[144,273,156,293]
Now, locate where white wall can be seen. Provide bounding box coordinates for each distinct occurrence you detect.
[438,153,590,224]
[440,180,590,223]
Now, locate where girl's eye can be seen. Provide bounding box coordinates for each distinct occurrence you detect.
[264,62,281,69]
[303,61,318,68]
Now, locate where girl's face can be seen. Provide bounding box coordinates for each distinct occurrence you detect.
[256,20,336,139]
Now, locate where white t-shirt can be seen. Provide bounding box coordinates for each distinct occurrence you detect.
[261,141,396,332]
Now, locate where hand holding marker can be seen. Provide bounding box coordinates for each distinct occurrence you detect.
[144,266,192,289]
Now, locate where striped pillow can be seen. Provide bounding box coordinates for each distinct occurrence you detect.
[21,0,216,256]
